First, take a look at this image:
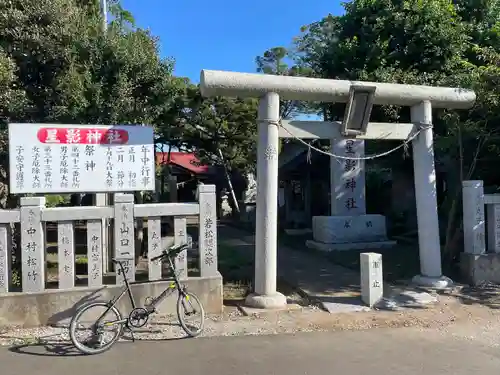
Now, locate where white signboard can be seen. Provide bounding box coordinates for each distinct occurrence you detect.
[9,123,155,194]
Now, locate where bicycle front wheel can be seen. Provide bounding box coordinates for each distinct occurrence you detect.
[177,291,205,337]
[69,301,124,355]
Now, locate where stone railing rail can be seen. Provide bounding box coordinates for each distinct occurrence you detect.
[0,184,218,294]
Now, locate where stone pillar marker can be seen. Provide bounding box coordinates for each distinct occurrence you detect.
[486,203,500,253]
[174,217,188,279]
[147,217,162,280]
[198,184,218,277]
[0,224,12,293]
[309,137,393,251]
[57,221,75,289]
[87,219,103,287]
[330,138,366,216]
[20,197,46,293]
[463,180,486,254]
[114,193,135,283]
[411,101,452,287]
[95,193,109,273]
[360,252,383,307]
[245,92,287,309]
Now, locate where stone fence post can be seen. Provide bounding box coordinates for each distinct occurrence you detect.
[198,184,218,277]
[114,193,135,283]
[20,197,46,292]
[487,203,500,253]
[462,180,486,254]
[0,223,12,293]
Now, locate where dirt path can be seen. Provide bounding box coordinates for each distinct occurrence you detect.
[1,293,498,346]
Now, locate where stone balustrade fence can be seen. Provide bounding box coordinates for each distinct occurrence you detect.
[0,184,218,294]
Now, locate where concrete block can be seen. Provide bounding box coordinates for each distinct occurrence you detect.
[306,239,396,252]
[460,252,500,285]
[0,274,223,328]
[312,215,388,244]
[360,252,383,307]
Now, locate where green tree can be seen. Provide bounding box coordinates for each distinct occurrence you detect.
[158,80,260,215]
[0,0,182,267]
[289,0,500,266]
[256,47,313,119]
[162,82,259,173]
[0,0,179,206]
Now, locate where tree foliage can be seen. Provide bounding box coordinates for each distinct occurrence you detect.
[0,0,180,206]
[255,47,313,119]
[262,0,500,263]
[159,81,259,173]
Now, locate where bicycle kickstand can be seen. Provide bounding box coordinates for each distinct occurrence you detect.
[124,323,136,342]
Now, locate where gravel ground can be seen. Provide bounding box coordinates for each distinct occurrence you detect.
[2,294,500,348]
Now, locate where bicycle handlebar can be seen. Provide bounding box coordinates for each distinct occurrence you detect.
[150,243,189,262]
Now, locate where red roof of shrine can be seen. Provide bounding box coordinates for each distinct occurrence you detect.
[155,152,210,174]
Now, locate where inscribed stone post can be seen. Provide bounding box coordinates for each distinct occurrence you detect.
[174,217,188,279]
[360,252,383,307]
[147,217,162,281]
[87,220,103,287]
[20,197,46,292]
[462,180,486,255]
[487,204,500,253]
[198,184,218,277]
[114,193,135,283]
[0,224,12,293]
[329,139,366,216]
[57,221,75,289]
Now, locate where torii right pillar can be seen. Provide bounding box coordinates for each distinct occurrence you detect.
[410,100,451,287]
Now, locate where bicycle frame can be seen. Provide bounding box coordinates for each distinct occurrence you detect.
[95,255,184,328]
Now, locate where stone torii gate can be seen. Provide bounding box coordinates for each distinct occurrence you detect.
[200,70,476,309]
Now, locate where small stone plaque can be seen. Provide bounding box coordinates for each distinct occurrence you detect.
[360,252,383,307]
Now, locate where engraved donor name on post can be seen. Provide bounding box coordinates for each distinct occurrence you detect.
[203,204,215,266]
[25,208,40,284]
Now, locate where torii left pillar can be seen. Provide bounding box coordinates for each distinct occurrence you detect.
[245,92,287,308]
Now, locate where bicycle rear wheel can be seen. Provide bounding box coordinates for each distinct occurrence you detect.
[69,301,124,355]
[177,291,205,337]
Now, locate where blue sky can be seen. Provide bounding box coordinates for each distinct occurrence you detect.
[121,0,344,83]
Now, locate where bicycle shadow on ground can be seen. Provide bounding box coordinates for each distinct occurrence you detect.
[8,340,84,357]
[46,288,105,328]
[6,326,190,357]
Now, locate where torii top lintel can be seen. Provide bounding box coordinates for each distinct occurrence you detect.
[200,70,476,110]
